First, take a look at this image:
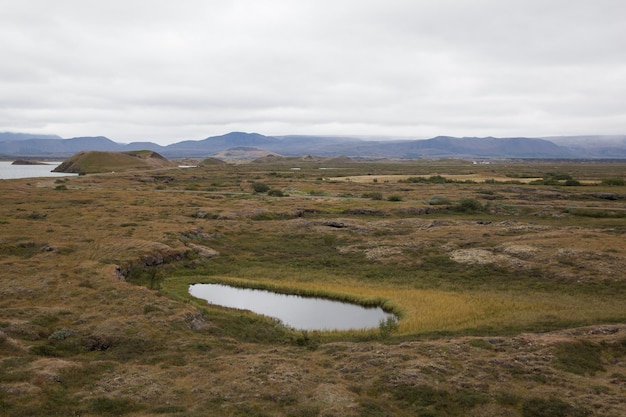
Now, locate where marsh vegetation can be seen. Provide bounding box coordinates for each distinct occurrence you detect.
[1,157,625,416]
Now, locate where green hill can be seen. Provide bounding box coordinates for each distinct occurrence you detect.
[53,150,174,174]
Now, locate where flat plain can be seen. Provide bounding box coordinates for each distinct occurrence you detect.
[1,157,625,416]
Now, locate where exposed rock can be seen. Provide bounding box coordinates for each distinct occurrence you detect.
[295,208,326,217]
[342,208,387,216]
[186,312,211,331]
[29,358,81,382]
[498,244,538,259]
[364,245,403,261]
[428,220,446,228]
[397,206,439,215]
[450,249,512,265]
[590,192,625,200]
[48,328,77,341]
[323,221,348,228]
[180,228,222,240]
[116,246,191,279]
[188,243,219,258]
[0,382,40,395]
[312,383,359,414]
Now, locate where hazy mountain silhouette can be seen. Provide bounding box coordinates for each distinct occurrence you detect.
[0,132,62,142]
[1,131,625,159]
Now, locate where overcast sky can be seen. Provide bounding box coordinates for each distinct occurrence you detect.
[2,0,625,144]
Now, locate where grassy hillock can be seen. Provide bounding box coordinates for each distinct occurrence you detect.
[197,157,227,166]
[1,158,625,416]
[52,150,174,174]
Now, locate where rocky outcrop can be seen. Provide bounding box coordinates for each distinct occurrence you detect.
[187,243,219,258]
[115,247,191,280]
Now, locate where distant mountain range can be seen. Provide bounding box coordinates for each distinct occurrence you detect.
[1,131,626,159]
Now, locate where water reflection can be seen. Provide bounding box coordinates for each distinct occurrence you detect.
[189,283,395,331]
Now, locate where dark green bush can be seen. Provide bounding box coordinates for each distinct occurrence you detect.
[468,338,494,350]
[453,198,483,213]
[362,192,383,200]
[267,189,285,197]
[602,178,625,186]
[531,172,580,186]
[553,340,605,375]
[89,397,145,416]
[379,316,398,338]
[564,208,626,218]
[251,182,270,193]
[404,175,449,184]
[392,384,488,414]
[545,172,573,181]
[522,397,588,417]
[427,195,451,205]
[359,399,393,417]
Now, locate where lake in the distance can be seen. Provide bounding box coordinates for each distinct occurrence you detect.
[0,161,77,179]
[189,283,396,331]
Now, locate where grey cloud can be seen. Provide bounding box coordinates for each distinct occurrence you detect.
[1,0,625,143]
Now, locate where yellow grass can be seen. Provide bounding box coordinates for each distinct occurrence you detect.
[186,276,625,335]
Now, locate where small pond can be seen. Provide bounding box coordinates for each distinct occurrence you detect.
[189,283,396,331]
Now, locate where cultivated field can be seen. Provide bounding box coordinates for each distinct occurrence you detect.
[1,157,625,416]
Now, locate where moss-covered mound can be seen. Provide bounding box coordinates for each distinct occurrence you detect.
[213,146,279,162]
[53,150,174,174]
[198,157,227,166]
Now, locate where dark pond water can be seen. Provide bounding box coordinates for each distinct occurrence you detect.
[189,283,396,331]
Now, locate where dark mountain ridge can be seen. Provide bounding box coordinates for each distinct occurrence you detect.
[1,131,625,159]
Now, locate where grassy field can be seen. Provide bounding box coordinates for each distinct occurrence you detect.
[1,157,625,416]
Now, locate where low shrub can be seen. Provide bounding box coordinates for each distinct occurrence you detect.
[404,175,449,184]
[453,198,484,213]
[522,397,588,417]
[531,172,581,186]
[393,384,488,414]
[362,192,383,200]
[564,208,626,218]
[426,195,451,205]
[25,211,47,220]
[268,189,285,197]
[552,340,605,375]
[468,338,494,350]
[89,397,145,416]
[379,316,398,338]
[251,182,270,193]
[602,178,625,186]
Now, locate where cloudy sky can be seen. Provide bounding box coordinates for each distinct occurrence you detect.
[2,0,625,144]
